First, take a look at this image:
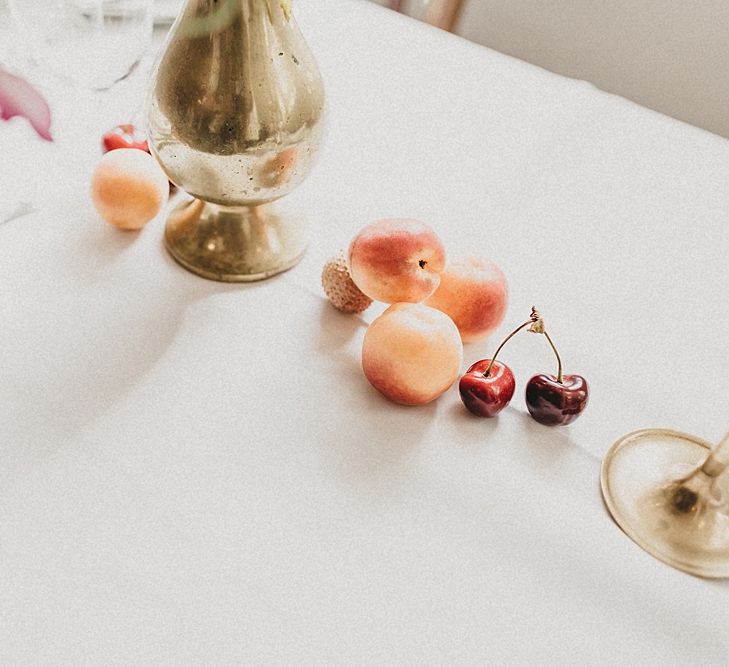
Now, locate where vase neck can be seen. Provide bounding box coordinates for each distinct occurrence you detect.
[187,0,283,17]
[178,0,290,38]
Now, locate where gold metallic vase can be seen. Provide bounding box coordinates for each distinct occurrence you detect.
[147,0,325,281]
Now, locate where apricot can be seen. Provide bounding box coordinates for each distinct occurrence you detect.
[91,148,168,230]
[362,303,463,405]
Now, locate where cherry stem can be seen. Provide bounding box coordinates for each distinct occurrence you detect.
[543,330,564,384]
[483,318,534,377]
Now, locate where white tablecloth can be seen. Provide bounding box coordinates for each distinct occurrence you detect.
[2,0,729,663]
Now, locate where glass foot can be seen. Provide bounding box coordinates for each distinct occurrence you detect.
[601,429,729,578]
[164,198,308,282]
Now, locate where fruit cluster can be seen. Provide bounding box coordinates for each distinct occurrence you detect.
[322,219,508,406]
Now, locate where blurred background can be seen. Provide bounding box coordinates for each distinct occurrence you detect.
[375,0,729,140]
[2,0,728,139]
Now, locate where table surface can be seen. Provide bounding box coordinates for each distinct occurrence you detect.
[2,0,729,664]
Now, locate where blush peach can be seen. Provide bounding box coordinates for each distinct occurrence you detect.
[425,255,508,342]
[348,219,446,304]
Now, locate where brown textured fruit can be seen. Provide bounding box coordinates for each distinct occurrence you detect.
[322,253,373,314]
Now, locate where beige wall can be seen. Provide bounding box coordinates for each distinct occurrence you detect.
[454,0,729,139]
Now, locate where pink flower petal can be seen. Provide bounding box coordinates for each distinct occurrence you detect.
[0,66,52,141]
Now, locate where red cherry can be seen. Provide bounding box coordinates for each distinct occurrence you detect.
[459,359,515,417]
[525,373,589,426]
[102,123,149,153]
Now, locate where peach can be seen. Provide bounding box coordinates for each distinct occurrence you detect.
[425,255,508,342]
[348,219,446,303]
[91,148,169,230]
[362,303,463,406]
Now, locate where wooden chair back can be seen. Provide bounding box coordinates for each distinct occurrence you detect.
[389,0,464,32]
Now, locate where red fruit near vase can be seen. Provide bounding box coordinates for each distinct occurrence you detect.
[102,123,149,153]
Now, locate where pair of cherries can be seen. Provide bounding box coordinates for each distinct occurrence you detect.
[459,308,589,426]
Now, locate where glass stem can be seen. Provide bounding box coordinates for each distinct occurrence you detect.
[701,432,729,478]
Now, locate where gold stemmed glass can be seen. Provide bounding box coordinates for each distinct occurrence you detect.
[601,428,729,578]
[147,0,325,282]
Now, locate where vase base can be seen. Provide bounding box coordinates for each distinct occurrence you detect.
[164,198,308,283]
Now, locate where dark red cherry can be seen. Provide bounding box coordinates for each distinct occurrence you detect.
[459,359,515,417]
[525,373,589,426]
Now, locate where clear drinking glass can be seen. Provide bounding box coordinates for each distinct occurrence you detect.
[7,0,154,91]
